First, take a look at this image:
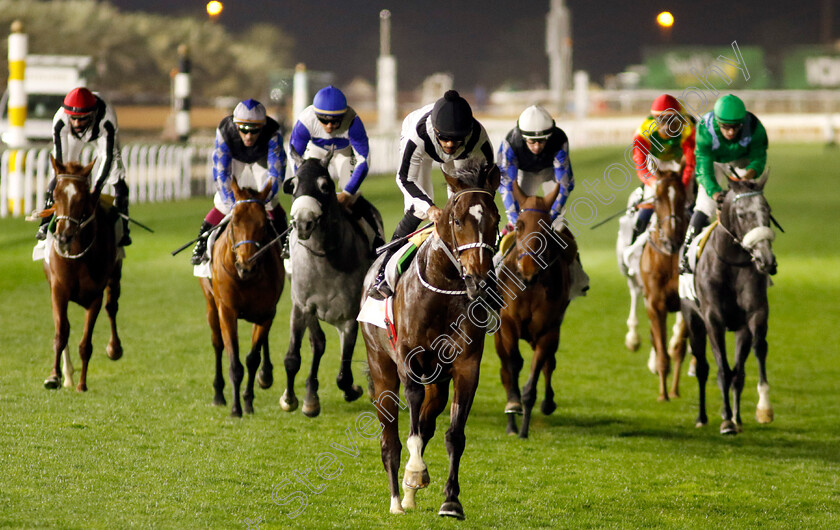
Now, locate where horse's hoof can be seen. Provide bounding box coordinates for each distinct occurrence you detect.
[720,420,737,435]
[230,408,243,418]
[540,399,557,416]
[213,395,227,407]
[403,468,430,490]
[257,370,273,389]
[687,362,697,377]
[76,383,87,392]
[756,407,774,424]
[668,391,681,400]
[279,390,298,412]
[401,487,417,510]
[106,343,122,361]
[389,497,405,515]
[343,384,363,402]
[504,401,523,415]
[44,376,61,389]
[244,402,254,415]
[625,334,640,352]
[695,421,707,428]
[735,421,743,434]
[438,501,465,520]
[657,394,669,402]
[302,399,321,418]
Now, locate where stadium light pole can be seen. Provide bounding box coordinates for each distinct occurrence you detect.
[206,1,223,23]
[656,11,674,43]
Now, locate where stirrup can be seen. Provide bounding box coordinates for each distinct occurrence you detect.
[367,272,392,300]
[190,242,207,265]
[36,224,48,241]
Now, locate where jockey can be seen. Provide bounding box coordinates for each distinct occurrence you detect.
[367,89,494,300]
[498,105,574,230]
[497,104,588,298]
[679,93,768,274]
[624,94,696,260]
[190,99,287,265]
[289,85,383,252]
[37,87,130,245]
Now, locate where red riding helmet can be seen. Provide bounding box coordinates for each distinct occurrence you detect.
[650,94,681,116]
[63,87,97,116]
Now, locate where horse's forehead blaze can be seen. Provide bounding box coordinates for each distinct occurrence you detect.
[468,204,483,224]
[61,181,79,205]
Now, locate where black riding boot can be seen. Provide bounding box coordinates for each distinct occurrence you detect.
[36,179,56,240]
[270,208,290,259]
[679,211,709,274]
[352,195,385,254]
[367,210,422,300]
[631,207,654,244]
[114,180,131,246]
[191,220,213,265]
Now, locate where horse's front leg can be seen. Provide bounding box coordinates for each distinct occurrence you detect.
[625,277,642,351]
[495,317,523,435]
[367,347,403,515]
[520,333,556,439]
[45,290,71,389]
[104,260,123,361]
[731,328,752,432]
[257,331,273,390]
[302,317,326,417]
[439,357,480,520]
[705,314,735,434]
[281,304,306,412]
[76,295,104,392]
[402,381,448,511]
[401,373,429,494]
[539,330,560,417]
[335,320,363,402]
[750,311,773,424]
[683,304,709,427]
[243,319,273,414]
[219,305,243,417]
[668,311,688,399]
[645,296,670,402]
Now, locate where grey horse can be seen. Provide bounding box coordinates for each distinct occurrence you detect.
[681,171,777,434]
[279,150,381,416]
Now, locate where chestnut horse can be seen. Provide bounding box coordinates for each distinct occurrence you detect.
[494,181,571,438]
[199,179,285,417]
[681,172,777,434]
[361,160,500,519]
[43,157,123,391]
[640,170,689,401]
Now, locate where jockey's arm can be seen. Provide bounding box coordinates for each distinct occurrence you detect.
[396,139,435,219]
[693,123,720,197]
[267,130,287,197]
[550,143,573,221]
[745,118,769,178]
[680,128,697,187]
[343,116,370,195]
[212,130,235,207]
[496,138,520,225]
[288,120,311,173]
[631,133,657,187]
[92,119,120,192]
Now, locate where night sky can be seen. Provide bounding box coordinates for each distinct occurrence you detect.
[108,0,836,92]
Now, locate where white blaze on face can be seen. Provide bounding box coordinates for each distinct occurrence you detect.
[469,204,483,224]
[668,186,677,230]
[64,181,79,205]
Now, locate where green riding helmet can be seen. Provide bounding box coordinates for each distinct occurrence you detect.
[714,94,746,124]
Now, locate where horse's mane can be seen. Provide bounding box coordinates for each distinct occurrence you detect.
[453,158,490,189]
[61,161,88,174]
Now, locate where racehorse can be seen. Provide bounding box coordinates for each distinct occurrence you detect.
[639,170,689,401]
[278,150,375,416]
[681,171,777,434]
[199,178,284,417]
[43,157,123,391]
[494,181,571,438]
[361,160,500,520]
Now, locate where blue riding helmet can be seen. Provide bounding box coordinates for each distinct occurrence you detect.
[313,86,347,116]
[233,98,267,125]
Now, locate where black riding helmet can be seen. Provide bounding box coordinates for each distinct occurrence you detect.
[431,90,473,140]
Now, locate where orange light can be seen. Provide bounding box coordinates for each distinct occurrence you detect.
[206,1,223,17]
[657,11,674,28]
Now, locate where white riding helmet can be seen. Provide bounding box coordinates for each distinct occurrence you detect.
[517,105,555,140]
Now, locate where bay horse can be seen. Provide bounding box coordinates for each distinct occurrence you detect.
[43,157,123,391]
[681,171,777,434]
[278,150,375,417]
[361,160,500,520]
[494,181,571,438]
[199,178,284,417]
[639,170,689,401]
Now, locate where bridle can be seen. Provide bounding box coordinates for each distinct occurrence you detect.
[511,208,563,273]
[228,198,265,254]
[417,188,497,296]
[52,173,97,259]
[714,189,775,267]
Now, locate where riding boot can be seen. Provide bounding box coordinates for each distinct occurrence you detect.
[269,207,290,259]
[352,195,386,255]
[679,211,709,274]
[367,210,422,300]
[36,180,56,240]
[114,180,131,246]
[191,220,213,265]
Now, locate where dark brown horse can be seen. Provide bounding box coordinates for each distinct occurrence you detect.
[360,160,500,519]
[495,181,571,438]
[43,157,123,391]
[639,170,688,401]
[199,178,285,417]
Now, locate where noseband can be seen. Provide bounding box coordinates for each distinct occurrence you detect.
[52,173,97,259]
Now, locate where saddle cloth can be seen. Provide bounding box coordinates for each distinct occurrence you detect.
[193,224,224,279]
[679,220,718,301]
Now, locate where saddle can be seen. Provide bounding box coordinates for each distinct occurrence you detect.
[384,226,435,293]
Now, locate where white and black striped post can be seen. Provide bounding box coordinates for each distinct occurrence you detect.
[174,44,191,143]
[7,20,27,214]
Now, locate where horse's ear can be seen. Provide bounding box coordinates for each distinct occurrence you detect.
[82,159,96,178]
[230,177,242,198]
[289,145,303,168]
[282,176,297,195]
[258,179,273,202]
[443,168,462,192]
[755,167,769,190]
[50,154,62,175]
[321,146,335,168]
[511,179,528,206]
[544,182,561,210]
[485,164,501,193]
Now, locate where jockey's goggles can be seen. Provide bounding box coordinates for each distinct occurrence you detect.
[316,114,343,126]
[716,120,743,131]
[237,124,262,134]
[434,129,465,143]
